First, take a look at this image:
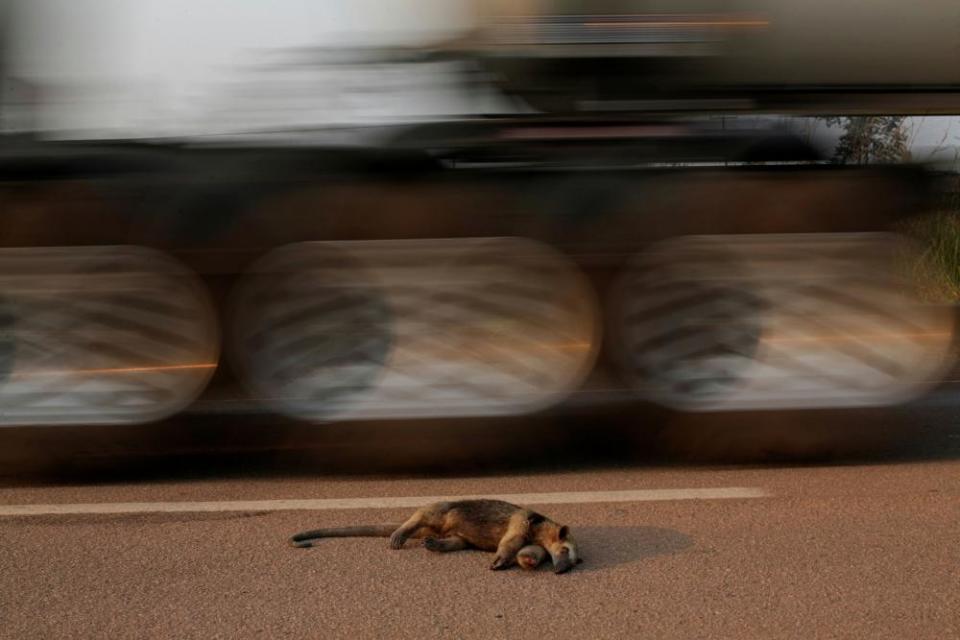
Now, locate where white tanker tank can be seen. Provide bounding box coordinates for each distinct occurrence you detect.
[460,0,960,113]
[2,0,960,139]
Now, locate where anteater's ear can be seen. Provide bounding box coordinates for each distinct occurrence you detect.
[559,526,569,540]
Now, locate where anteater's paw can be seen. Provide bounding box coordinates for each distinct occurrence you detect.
[389,532,407,550]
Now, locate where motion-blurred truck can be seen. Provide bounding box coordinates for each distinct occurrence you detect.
[0,0,956,454]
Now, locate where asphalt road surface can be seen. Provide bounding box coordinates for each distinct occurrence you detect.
[1,405,959,639]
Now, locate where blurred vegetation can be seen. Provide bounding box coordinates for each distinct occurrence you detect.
[898,210,960,303]
[822,116,911,164]
[821,116,960,304]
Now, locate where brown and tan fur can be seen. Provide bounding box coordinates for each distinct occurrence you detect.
[290,499,581,573]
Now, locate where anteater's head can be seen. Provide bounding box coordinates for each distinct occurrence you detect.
[535,522,582,574]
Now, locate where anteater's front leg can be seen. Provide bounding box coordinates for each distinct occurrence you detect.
[490,535,526,570]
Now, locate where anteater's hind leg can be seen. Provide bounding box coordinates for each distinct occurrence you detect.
[517,545,548,570]
[424,537,470,553]
[389,508,440,549]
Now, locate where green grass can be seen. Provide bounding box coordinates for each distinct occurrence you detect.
[897,211,960,303]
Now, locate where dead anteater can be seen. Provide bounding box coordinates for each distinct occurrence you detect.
[290,499,581,573]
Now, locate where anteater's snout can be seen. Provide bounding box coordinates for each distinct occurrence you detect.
[552,550,574,574]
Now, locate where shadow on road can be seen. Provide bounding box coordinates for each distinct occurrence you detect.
[572,526,693,573]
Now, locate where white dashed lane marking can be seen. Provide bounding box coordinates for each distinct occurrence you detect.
[0,487,770,517]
